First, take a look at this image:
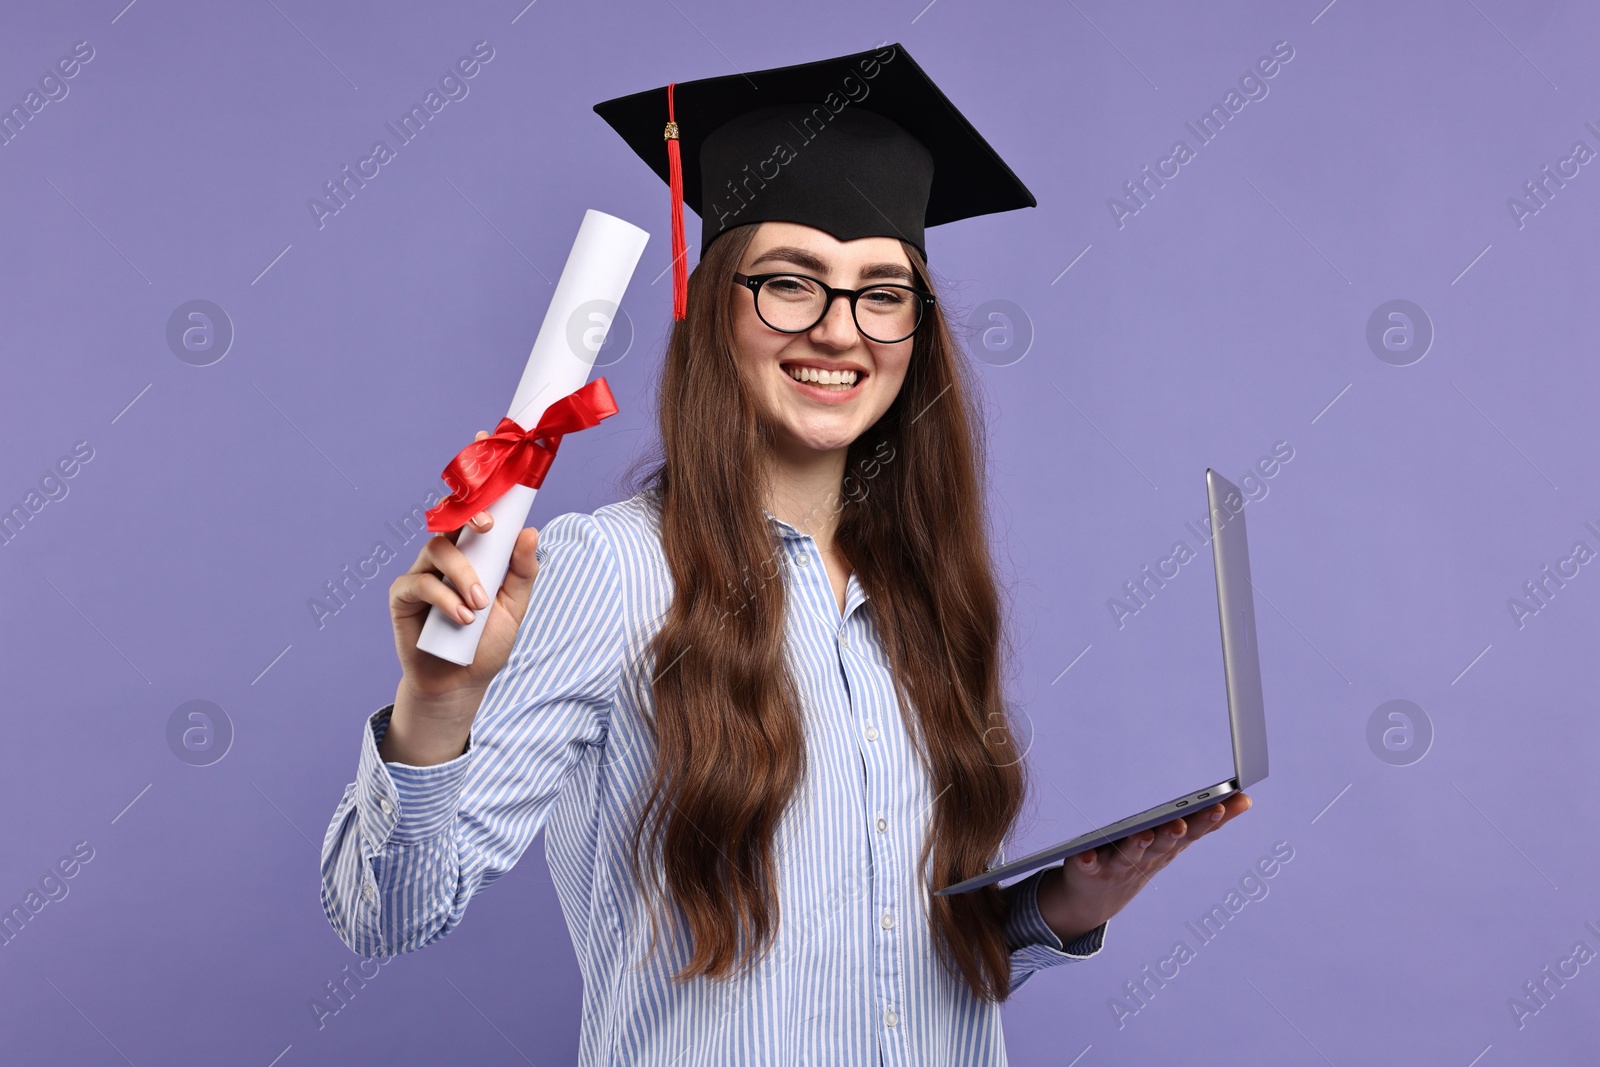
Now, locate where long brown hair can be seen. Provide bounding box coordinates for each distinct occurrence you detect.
[620,221,1028,1001]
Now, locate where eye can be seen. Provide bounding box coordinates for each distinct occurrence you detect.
[861,287,908,307]
[766,276,820,298]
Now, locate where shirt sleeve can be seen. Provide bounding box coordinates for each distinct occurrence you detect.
[319,511,626,958]
[1002,866,1110,993]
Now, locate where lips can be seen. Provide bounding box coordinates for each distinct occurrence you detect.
[781,361,866,385]
[780,361,867,401]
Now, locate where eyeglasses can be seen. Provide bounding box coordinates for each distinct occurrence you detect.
[733,272,935,344]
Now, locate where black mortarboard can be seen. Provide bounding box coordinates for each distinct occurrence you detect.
[593,42,1036,319]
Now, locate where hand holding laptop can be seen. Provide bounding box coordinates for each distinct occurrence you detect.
[1033,792,1252,943]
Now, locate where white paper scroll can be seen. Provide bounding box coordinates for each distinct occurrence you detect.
[416,209,650,666]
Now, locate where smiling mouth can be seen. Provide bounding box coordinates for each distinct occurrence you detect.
[782,363,864,392]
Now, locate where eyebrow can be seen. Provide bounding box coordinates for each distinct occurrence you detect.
[748,245,915,284]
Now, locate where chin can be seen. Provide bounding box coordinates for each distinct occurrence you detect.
[778,421,862,455]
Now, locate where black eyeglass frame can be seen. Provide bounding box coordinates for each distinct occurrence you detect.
[732,271,936,344]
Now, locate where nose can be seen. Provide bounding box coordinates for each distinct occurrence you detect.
[807,291,859,350]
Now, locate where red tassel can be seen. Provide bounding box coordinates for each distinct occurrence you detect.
[665,82,688,321]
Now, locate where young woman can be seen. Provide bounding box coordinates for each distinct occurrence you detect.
[321,45,1248,1066]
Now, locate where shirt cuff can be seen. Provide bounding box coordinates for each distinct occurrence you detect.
[1005,866,1110,962]
[355,704,474,848]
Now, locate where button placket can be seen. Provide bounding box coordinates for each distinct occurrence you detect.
[788,542,904,1053]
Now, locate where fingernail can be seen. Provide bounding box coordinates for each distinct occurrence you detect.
[456,604,475,624]
[1210,810,1223,821]
[474,511,490,526]
[471,583,488,608]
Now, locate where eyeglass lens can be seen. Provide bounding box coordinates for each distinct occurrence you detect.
[755,275,922,343]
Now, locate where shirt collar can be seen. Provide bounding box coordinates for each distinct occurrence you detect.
[762,508,810,541]
[762,508,871,612]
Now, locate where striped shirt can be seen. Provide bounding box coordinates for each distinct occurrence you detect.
[320,491,1107,1066]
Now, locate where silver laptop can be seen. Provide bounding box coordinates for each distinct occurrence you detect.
[937,469,1269,896]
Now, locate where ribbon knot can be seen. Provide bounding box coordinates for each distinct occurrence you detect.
[423,377,619,533]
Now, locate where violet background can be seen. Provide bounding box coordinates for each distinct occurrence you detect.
[2,0,1597,1063]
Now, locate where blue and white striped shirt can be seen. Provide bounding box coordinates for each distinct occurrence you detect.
[320,492,1107,1066]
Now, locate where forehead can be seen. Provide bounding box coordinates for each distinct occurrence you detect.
[741,221,909,271]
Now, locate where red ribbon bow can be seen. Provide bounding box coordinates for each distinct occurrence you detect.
[423,377,619,533]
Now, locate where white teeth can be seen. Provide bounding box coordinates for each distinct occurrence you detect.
[784,365,859,388]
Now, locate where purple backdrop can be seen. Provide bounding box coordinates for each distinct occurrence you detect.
[3,0,1596,1063]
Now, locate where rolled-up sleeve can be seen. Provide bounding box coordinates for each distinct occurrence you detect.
[1002,866,1109,992]
[319,511,626,958]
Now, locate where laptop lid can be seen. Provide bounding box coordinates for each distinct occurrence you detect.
[1207,469,1268,789]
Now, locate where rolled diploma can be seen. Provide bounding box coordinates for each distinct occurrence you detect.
[415,208,649,666]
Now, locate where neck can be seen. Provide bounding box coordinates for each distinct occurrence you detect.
[763,438,848,553]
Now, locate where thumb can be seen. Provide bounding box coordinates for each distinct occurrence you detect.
[497,526,541,622]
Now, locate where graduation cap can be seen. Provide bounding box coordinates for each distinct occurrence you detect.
[593,42,1036,319]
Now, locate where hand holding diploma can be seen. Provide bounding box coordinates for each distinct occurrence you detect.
[380,440,540,766]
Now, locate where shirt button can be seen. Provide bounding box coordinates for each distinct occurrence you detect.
[362,881,376,903]
[378,798,393,816]
[864,725,879,742]
[884,1008,899,1028]
[794,552,810,567]
[881,911,894,930]
[838,633,851,648]
[876,816,887,833]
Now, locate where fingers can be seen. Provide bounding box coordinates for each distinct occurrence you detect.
[497,526,541,618]
[1072,795,1256,885]
[393,431,503,624]
[1147,819,1187,856]
[1075,825,1168,868]
[1097,829,1161,872]
[1166,794,1251,843]
[1105,818,1188,870]
[1071,848,1104,876]
[1196,793,1251,832]
[400,535,490,619]
[1167,805,1225,850]
[391,570,478,625]
[1209,792,1252,831]
[391,429,505,628]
